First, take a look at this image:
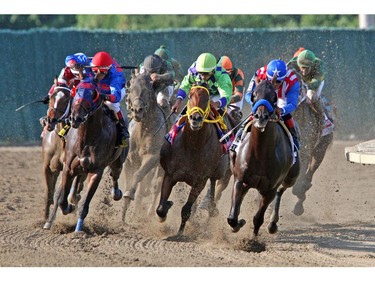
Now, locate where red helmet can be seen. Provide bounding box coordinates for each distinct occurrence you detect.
[91,51,113,73]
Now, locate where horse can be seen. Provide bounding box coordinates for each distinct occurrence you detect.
[292,89,334,216]
[227,79,300,237]
[41,78,87,221]
[156,83,232,236]
[121,71,173,222]
[43,78,128,232]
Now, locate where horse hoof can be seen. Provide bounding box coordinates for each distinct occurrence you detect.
[227,218,246,233]
[62,204,75,215]
[43,222,52,230]
[123,190,135,201]
[111,188,123,201]
[68,193,81,205]
[268,222,278,234]
[293,202,304,216]
[209,207,220,218]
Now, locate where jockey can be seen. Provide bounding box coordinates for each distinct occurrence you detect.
[287,49,334,134]
[153,45,184,108]
[234,59,300,151]
[42,53,91,105]
[139,53,175,110]
[218,55,245,123]
[171,52,232,114]
[91,51,129,148]
[40,52,91,131]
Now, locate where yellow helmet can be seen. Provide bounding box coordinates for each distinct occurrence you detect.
[196,53,216,72]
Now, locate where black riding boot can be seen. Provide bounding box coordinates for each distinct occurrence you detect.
[288,126,300,151]
[116,114,130,148]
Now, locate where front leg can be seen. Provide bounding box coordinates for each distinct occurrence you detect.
[156,173,177,222]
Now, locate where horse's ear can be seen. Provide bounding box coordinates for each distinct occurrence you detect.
[271,72,277,84]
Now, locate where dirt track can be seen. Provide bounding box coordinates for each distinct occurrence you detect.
[0,141,374,271]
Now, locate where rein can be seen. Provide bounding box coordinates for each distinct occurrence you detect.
[185,85,227,129]
[48,87,72,123]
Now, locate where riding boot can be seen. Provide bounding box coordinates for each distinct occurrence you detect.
[288,126,300,151]
[229,117,251,152]
[116,111,130,148]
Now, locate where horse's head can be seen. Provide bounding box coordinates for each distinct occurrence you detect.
[70,78,101,128]
[186,83,210,131]
[251,79,278,131]
[127,72,154,122]
[46,80,72,131]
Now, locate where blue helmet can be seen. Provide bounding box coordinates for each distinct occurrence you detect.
[65,52,88,68]
[266,59,287,82]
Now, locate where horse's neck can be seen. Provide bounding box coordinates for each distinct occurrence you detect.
[140,100,164,129]
[77,109,107,144]
[250,123,279,153]
[181,123,213,148]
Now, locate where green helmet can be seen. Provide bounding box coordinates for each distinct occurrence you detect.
[154,45,171,61]
[297,50,316,68]
[196,53,216,72]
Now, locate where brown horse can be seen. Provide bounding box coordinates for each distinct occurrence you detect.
[121,71,174,222]
[156,83,231,236]
[292,91,334,215]
[43,78,128,232]
[227,79,300,236]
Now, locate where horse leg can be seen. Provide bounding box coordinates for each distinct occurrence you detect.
[75,171,103,232]
[43,171,75,230]
[67,175,85,205]
[198,179,217,215]
[109,157,124,201]
[42,164,60,220]
[156,174,177,222]
[306,133,333,183]
[227,179,248,233]
[253,191,276,237]
[147,166,164,216]
[177,182,206,236]
[122,155,158,222]
[268,186,287,234]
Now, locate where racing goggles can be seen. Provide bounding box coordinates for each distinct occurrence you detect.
[92,66,111,75]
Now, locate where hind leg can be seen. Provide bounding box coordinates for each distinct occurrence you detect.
[227,179,248,233]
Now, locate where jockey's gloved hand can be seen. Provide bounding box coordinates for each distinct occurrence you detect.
[100,93,111,101]
[42,95,50,104]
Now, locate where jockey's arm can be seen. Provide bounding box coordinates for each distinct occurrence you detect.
[216,73,233,109]
[281,82,300,116]
[244,74,257,105]
[230,68,245,104]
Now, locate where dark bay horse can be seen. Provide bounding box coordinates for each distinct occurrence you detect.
[292,89,334,215]
[122,72,173,222]
[156,83,231,236]
[43,78,128,232]
[227,79,300,237]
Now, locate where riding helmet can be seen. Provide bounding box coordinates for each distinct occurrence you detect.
[297,50,316,68]
[266,59,287,81]
[196,53,216,73]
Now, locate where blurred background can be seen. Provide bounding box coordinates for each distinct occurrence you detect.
[0,14,374,145]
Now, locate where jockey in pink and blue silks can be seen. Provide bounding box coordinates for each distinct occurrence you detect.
[90,51,129,148]
[232,59,301,152]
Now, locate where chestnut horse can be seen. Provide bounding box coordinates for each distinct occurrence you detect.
[43,78,128,232]
[156,83,231,236]
[41,81,80,220]
[227,79,300,237]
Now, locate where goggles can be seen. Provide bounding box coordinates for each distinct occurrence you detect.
[92,66,111,75]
